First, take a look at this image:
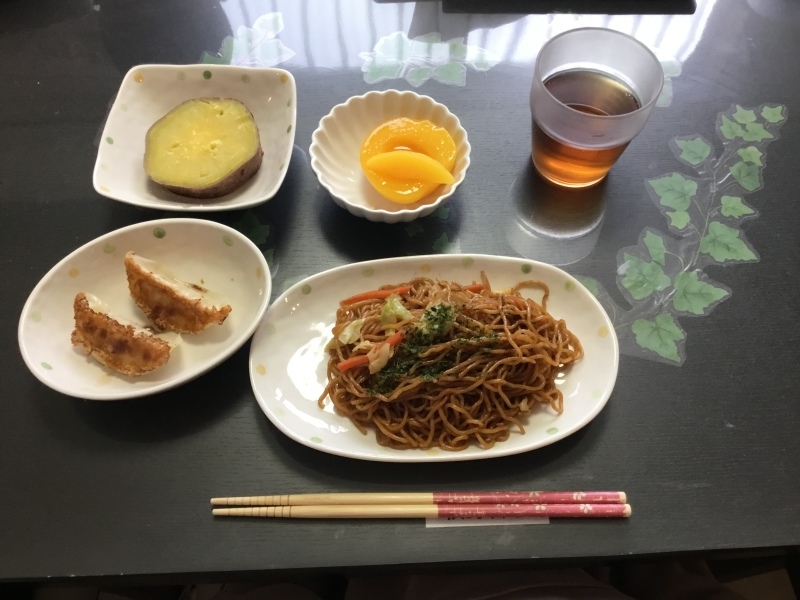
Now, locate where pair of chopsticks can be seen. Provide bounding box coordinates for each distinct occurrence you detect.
[210,491,631,519]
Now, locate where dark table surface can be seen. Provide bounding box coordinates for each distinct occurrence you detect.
[2,0,799,584]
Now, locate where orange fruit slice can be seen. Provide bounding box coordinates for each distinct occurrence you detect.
[360,118,456,204]
[365,150,455,185]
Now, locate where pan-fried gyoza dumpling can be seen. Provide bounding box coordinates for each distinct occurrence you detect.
[124,251,232,334]
[71,292,181,376]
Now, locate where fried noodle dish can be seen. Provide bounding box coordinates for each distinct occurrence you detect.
[317,273,583,451]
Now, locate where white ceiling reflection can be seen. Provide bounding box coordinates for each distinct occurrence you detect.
[218,0,719,69]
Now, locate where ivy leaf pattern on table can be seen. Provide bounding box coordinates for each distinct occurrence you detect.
[672,137,712,166]
[201,13,295,67]
[761,105,785,123]
[619,253,671,301]
[642,230,667,266]
[405,222,425,238]
[699,221,758,263]
[737,146,763,166]
[646,172,698,232]
[729,161,762,191]
[656,58,682,108]
[576,276,599,298]
[399,205,460,253]
[432,232,462,254]
[232,210,275,268]
[631,314,685,364]
[671,271,729,315]
[720,195,755,219]
[732,106,757,124]
[359,32,500,87]
[579,104,787,365]
[233,211,270,245]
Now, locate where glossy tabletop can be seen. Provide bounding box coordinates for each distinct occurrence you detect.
[2,0,800,583]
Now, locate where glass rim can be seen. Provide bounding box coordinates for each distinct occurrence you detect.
[534,27,665,120]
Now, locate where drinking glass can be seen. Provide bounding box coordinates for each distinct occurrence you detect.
[530,28,664,188]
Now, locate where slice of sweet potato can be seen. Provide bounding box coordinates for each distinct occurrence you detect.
[144,98,263,199]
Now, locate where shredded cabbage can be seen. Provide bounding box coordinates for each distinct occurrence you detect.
[367,343,393,373]
[326,317,366,349]
[338,318,366,344]
[380,294,413,325]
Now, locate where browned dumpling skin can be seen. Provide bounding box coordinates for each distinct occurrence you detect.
[71,292,173,376]
[124,252,232,334]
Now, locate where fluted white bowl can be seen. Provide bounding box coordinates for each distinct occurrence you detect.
[309,90,471,223]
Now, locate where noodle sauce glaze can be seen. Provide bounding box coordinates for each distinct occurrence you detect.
[318,274,583,452]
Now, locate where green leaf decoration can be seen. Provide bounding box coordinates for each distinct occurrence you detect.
[601,105,789,365]
[660,59,682,77]
[737,146,763,166]
[719,115,746,140]
[631,313,684,363]
[263,248,275,268]
[648,173,697,211]
[201,52,225,65]
[643,230,667,265]
[405,66,433,87]
[200,52,226,65]
[363,56,404,83]
[409,38,440,61]
[675,137,711,165]
[672,271,729,315]
[761,105,785,123]
[619,253,671,300]
[250,39,295,68]
[699,221,757,262]
[404,222,424,237]
[252,12,284,36]
[448,38,468,60]
[432,62,467,86]
[741,122,774,142]
[233,211,270,245]
[434,206,450,219]
[414,32,442,44]
[201,36,234,64]
[361,31,499,87]
[466,47,500,71]
[732,105,757,124]
[667,210,690,229]
[729,161,761,192]
[432,232,452,253]
[374,31,414,61]
[576,276,600,297]
[656,78,673,108]
[720,195,755,218]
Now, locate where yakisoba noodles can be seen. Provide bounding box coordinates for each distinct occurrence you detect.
[318,273,583,451]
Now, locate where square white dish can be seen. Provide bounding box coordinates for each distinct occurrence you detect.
[93,64,296,212]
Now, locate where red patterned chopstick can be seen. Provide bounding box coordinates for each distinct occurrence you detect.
[212,502,631,519]
[211,492,628,506]
[211,491,627,507]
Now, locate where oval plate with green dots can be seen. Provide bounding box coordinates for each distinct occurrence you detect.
[18,219,271,400]
[249,254,617,462]
[93,64,296,212]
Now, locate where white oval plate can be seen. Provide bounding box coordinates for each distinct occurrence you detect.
[19,219,271,400]
[249,254,618,462]
[93,64,297,212]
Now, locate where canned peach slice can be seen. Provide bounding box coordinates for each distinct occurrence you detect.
[365,151,455,185]
[360,118,456,204]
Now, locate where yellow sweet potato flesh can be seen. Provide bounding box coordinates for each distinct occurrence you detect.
[144,98,262,199]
